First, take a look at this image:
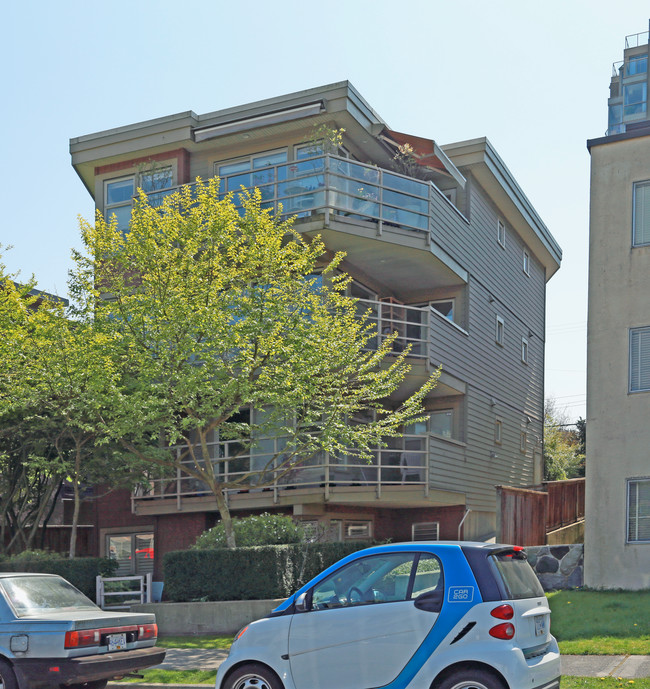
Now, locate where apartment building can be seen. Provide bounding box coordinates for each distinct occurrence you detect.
[70,82,561,577]
[586,27,650,589]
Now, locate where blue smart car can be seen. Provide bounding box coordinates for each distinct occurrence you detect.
[215,542,560,689]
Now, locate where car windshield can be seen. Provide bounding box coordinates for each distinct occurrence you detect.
[490,551,545,600]
[1,576,99,617]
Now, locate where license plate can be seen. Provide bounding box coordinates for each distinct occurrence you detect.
[534,615,546,636]
[107,633,127,651]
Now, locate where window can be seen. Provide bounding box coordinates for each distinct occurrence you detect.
[633,180,650,247]
[626,54,648,76]
[104,177,135,233]
[429,409,453,439]
[627,479,650,542]
[431,299,454,322]
[107,532,154,576]
[497,219,506,248]
[309,551,442,610]
[523,250,530,276]
[520,431,527,453]
[217,149,288,198]
[521,336,529,364]
[495,418,503,444]
[344,521,372,540]
[629,326,650,392]
[412,522,439,541]
[496,315,505,346]
[624,82,647,117]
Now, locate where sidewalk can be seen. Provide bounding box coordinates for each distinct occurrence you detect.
[108,649,650,688]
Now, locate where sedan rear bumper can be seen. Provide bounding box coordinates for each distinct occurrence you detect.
[13,645,166,688]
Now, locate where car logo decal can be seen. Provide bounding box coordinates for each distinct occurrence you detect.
[447,586,474,603]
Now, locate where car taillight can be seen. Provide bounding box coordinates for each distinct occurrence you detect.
[489,622,515,639]
[490,604,514,620]
[138,623,158,641]
[64,629,101,648]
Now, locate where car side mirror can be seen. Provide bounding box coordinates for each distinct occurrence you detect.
[295,592,309,613]
[413,589,443,613]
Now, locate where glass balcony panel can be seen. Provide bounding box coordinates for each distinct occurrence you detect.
[382,172,428,198]
[147,188,175,208]
[383,189,428,214]
[278,175,325,197]
[280,190,325,216]
[283,158,325,178]
[331,158,380,184]
[330,191,380,218]
[382,206,428,230]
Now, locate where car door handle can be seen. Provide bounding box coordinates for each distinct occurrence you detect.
[413,590,443,613]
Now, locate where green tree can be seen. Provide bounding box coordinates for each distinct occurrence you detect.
[74,179,437,547]
[543,399,584,481]
[0,258,140,557]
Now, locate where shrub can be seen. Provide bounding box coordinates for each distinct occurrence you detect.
[0,552,117,599]
[193,513,304,549]
[164,541,372,601]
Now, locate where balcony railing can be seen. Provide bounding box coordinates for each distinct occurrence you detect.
[147,153,457,238]
[132,432,429,510]
[357,298,429,358]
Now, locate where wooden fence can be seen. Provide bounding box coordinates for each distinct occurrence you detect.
[497,478,585,546]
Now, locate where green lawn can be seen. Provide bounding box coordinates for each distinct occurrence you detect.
[157,634,234,650]
[120,668,217,684]
[563,679,650,689]
[548,590,650,655]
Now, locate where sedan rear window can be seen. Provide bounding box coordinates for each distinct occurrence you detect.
[1,576,99,617]
[490,551,544,600]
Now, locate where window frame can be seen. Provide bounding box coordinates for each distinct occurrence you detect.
[497,219,506,248]
[495,418,503,445]
[633,180,650,247]
[523,249,530,276]
[521,336,529,364]
[627,478,650,543]
[104,175,135,232]
[520,431,527,454]
[629,326,650,393]
[495,315,505,347]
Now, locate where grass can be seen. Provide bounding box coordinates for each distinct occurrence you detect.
[563,679,650,689]
[157,634,234,650]
[548,590,650,654]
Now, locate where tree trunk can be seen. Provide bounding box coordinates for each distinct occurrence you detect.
[213,487,236,548]
[69,444,82,559]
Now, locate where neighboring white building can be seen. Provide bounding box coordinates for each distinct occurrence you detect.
[586,26,650,589]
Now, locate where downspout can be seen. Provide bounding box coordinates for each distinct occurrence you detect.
[457,508,471,541]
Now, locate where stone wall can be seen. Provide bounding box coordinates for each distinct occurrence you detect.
[525,544,583,590]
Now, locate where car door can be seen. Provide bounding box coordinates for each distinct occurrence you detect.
[288,551,443,689]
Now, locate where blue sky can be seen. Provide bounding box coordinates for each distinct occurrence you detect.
[3,0,649,421]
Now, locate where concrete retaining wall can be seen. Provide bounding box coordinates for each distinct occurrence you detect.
[525,543,584,590]
[132,599,284,635]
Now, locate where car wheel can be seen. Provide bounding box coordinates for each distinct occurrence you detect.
[0,660,18,689]
[436,668,505,689]
[224,663,283,689]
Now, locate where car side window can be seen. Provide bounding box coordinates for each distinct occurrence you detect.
[311,552,417,610]
[410,553,443,599]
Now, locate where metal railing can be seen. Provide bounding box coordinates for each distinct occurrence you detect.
[133,434,430,509]
[625,30,649,49]
[146,153,459,238]
[357,298,429,358]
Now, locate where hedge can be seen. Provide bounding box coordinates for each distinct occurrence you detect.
[0,555,116,599]
[164,541,372,601]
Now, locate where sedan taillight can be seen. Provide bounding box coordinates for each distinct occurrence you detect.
[138,623,158,641]
[64,629,101,648]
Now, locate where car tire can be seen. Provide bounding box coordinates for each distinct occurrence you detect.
[0,660,18,689]
[223,663,283,689]
[436,668,506,689]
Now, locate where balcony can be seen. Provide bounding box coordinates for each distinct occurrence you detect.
[147,153,462,239]
[132,432,430,514]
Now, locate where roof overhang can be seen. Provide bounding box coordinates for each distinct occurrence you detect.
[442,137,562,280]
